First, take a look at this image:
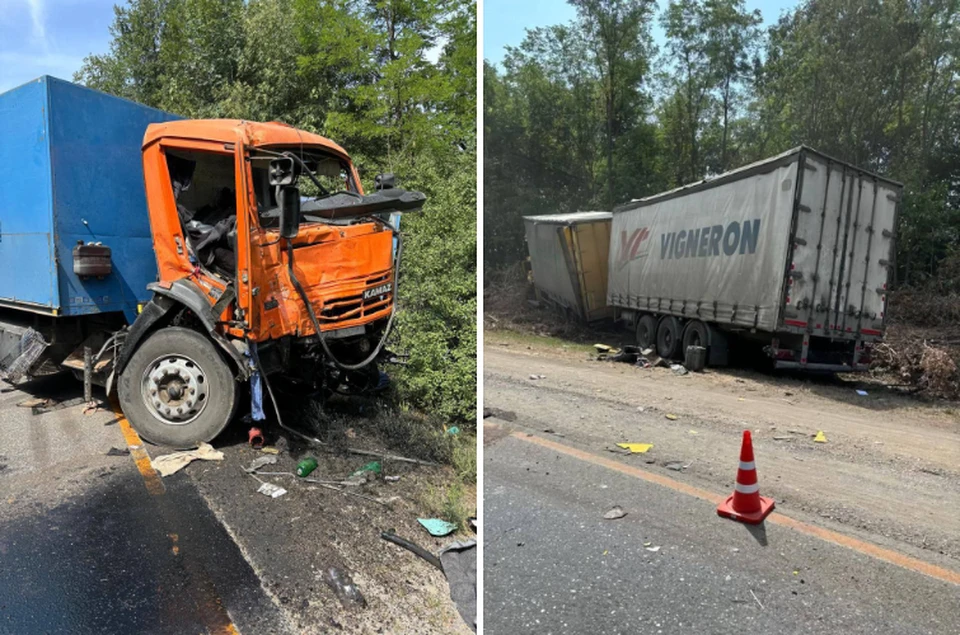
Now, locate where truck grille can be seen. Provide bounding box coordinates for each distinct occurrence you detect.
[319,273,392,322]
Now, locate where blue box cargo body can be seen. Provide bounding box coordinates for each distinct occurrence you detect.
[0,76,180,323]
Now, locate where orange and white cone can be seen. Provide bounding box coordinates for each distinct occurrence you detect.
[717,430,775,524]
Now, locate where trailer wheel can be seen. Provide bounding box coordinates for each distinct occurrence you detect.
[118,327,238,449]
[656,316,681,359]
[682,320,709,353]
[635,314,657,350]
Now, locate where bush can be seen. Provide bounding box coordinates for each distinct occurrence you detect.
[390,151,477,426]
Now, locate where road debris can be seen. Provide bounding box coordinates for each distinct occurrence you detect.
[151,443,224,477]
[260,446,280,455]
[603,506,627,520]
[813,430,828,443]
[529,374,546,380]
[384,475,401,482]
[256,482,287,498]
[381,530,443,570]
[616,443,653,453]
[663,461,684,471]
[17,397,48,409]
[248,427,264,449]
[750,589,765,609]
[645,545,661,552]
[439,540,478,632]
[856,389,869,396]
[324,567,366,608]
[671,364,689,376]
[447,426,461,435]
[773,435,791,441]
[295,457,319,477]
[665,414,678,420]
[105,446,129,457]
[245,455,277,473]
[419,518,458,537]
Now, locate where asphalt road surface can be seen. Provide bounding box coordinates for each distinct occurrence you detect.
[484,427,959,634]
[0,374,289,635]
[483,334,960,634]
[0,373,470,635]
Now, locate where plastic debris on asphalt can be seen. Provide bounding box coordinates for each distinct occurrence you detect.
[529,374,546,380]
[617,443,653,453]
[664,461,684,471]
[670,364,689,376]
[665,414,679,420]
[856,389,869,396]
[257,482,287,498]
[246,455,277,473]
[151,443,224,477]
[418,518,458,537]
[603,506,627,520]
[261,446,280,455]
[813,430,828,443]
[384,475,401,482]
[645,545,661,552]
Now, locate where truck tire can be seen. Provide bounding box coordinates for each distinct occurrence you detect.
[682,320,709,353]
[118,327,239,449]
[656,316,681,359]
[635,314,657,350]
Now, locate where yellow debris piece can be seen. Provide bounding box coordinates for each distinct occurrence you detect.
[617,443,654,454]
[813,430,827,443]
[665,414,678,420]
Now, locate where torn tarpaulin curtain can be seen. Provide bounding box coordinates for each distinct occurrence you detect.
[247,343,266,422]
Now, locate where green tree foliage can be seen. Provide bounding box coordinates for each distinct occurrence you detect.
[77,0,477,424]
[485,0,960,289]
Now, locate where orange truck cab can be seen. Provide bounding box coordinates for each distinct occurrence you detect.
[0,78,425,449]
[112,120,425,447]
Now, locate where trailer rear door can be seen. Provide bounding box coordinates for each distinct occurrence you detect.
[789,151,899,339]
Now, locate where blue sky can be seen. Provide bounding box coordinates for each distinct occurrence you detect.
[0,0,116,92]
[483,0,799,65]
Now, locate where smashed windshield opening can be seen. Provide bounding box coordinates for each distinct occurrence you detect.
[250,147,358,227]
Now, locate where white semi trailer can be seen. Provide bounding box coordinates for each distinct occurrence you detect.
[608,146,901,371]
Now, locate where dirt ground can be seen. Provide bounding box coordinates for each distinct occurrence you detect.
[483,328,960,568]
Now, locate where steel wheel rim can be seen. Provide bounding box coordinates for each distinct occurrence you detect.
[140,354,209,425]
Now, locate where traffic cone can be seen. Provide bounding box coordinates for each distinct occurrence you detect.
[717,430,775,524]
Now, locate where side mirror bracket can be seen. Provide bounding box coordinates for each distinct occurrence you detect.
[278,186,300,239]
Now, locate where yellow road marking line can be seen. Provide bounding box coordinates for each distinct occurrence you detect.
[491,423,960,587]
[110,400,242,634]
[112,399,165,496]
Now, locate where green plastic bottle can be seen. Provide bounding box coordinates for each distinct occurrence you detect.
[296,457,319,477]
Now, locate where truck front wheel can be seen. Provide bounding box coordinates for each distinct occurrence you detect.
[118,327,239,449]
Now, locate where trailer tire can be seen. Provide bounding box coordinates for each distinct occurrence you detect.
[635,314,657,350]
[682,320,709,354]
[656,316,681,359]
[118,327,239,449]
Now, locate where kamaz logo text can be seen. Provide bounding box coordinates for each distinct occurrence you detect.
[660,219,761,260]
[616,227,651,269]
[363,283,392,300]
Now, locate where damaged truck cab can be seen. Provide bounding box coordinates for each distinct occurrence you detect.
[0,77,423,448]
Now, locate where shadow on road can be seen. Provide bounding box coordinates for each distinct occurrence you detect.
[744,521,769,546]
